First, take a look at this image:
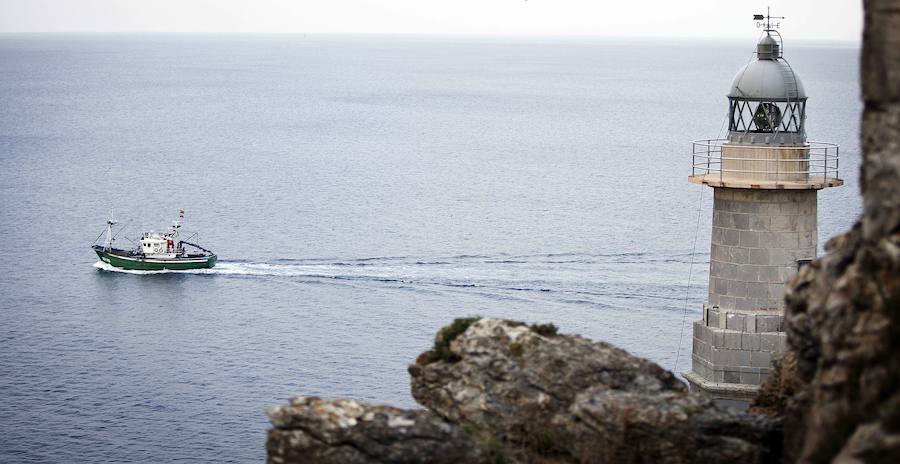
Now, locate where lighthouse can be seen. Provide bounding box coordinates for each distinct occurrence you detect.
[683,14,842,401]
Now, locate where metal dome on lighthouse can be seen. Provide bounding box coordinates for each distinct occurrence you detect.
[728,34,806,145]
[683,11,843,402]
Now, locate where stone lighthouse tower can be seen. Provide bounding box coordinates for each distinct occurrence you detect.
[683,15,842,401]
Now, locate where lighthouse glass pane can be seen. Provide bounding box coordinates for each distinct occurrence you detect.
[729,99,804,134]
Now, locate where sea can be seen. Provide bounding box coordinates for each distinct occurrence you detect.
[0,34,862,462]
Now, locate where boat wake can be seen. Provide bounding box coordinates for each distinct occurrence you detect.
[93,250,708,311]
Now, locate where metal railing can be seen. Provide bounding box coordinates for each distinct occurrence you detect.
[691,139,839,183]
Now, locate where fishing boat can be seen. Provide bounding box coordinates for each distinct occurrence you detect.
[92,210,217,271]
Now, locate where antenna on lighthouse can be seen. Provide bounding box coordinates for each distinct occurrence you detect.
[754,6,784,32]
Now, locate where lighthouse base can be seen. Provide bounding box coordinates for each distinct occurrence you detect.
[684,305,787,403]
[683,370,760,403]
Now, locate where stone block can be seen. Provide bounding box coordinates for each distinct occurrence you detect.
[734,297,756,311]
[723,331,742,349]
[749,248,770,265]
[748,214,768,229]
[771,215,799,232]
[758,266,781,283]
[799,231,815,248]
[717,296,735,311]
[747,281,768,299]
[716,210,734,228]
[760,333,782,352]
[711,348,726,366]
[716,245,732,263]
[757,315,782,333]
[727,280,748,297]
[738,201,761,214]
[733,213,750,230]
[728,247,749,263]
[713,277,727,295]
[800,215,818,232]
[724,370,740,383]
[739,230,760,248]
[739,265,758,283]
[712,226,726,243]
[714,369,725,383]
[759,231,779,246]
[769,248,793,265]
[741,333,761,350]
[713,330,725,347]
[765,201,784,215]
[707,307,720,327]
[751,351,772,368]
[725,313,744,331]
[775,265,793,282]
[740,370,762,386]
[724,228,740,246]
[779,200,800,214]
[723,262,739,280]
[735,350,751,367]
[768,283,786,299]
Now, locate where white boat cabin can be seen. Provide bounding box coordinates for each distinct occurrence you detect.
[140,231,178,258]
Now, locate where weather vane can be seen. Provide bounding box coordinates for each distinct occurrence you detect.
[754,7,784,31]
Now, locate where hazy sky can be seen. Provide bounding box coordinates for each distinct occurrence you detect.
[0,0,862,41]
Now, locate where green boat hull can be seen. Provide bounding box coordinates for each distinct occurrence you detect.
[94,247,216,271]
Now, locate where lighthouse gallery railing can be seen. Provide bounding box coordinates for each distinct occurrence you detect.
[691,139,839,183]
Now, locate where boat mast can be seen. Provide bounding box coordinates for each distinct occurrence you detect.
[105,212,118,250]
[172,209,184,237]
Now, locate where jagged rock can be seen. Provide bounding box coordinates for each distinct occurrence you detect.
[752,224,900,463]
[266,396,494,464]
[410,319,780,463]
[748,3,900,462]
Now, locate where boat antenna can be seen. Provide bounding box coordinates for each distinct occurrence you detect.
[171,209,184,236]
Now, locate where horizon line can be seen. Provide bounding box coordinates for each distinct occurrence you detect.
[0,31,862,44]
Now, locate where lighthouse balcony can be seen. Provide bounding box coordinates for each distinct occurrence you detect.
[689,139,843,189]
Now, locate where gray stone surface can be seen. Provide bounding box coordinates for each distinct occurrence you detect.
[409,319,780,464]
[707,188,817,312]
[266,397,493,464]
[689,306,786,391]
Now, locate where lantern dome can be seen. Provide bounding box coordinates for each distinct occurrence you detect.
[728,59,806,100]
[728,33,805,101]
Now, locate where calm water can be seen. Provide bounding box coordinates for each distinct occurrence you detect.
[0,35,861,462]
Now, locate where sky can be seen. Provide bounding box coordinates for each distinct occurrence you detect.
[0,0,862,42]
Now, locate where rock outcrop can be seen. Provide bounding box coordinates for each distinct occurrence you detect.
[748,2,900,463]
[268,319,781,463]
[410,319,780,464]
[266,396,493,464]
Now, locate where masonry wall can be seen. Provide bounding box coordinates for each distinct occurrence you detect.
[708,188,817,312]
